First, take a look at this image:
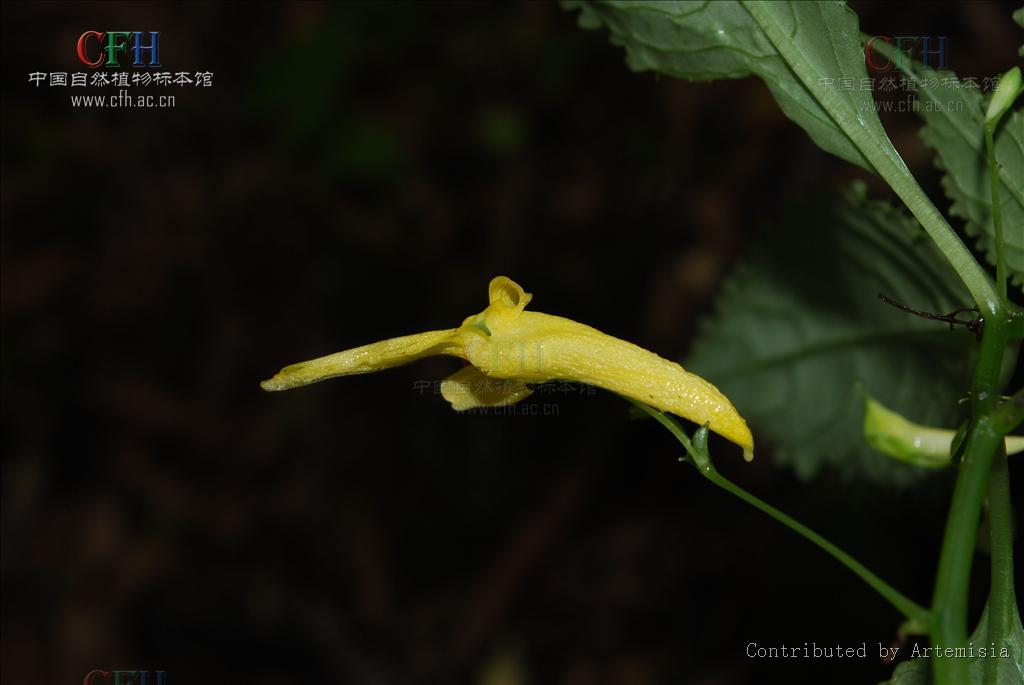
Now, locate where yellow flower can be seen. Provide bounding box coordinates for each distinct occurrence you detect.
[261,276,755,460]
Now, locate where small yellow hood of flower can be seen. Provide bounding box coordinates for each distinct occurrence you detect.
[262,276,754,460]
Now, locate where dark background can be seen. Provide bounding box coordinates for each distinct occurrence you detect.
[2,2,1019,684]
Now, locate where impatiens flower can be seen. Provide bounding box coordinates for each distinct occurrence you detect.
[261,276,754,460]
[863,393,1024,467]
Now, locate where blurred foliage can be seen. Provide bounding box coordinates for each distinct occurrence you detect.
[1016,7,1024,54]
[687,184,976,484]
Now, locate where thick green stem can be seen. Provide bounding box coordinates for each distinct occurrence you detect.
[1012,307,1024,340]
[984,446,1016,685]
[991,387,1024,436]
[930,317,1009,685]
[931,420,1001,683]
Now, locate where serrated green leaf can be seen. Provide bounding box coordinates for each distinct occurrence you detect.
[562,0,900,174]
[878,51,1024,288]
[922,88,1024,289]
[876,601,1024,685]
[686,184,975,484]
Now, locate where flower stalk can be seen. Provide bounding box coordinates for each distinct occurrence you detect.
[631,401,931,631]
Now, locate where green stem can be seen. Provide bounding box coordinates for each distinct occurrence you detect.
[632,401,930,629]
[635,399,702,462]
[985,122,1007,303]
[703,467,930,629]
[991,387,1024,436]
[930,317,1009,685]
[1010,306,1024,339]
[742,4,999,314]
[931,420,1000,683]
[984,446,1016,685]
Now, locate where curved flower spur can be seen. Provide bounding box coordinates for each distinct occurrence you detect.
[261,276,754,460]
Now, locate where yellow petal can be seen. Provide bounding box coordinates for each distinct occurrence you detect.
[261,329,464,391]
[262,275,755,461]
[461,278,754,459]
[440,366,533,410]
